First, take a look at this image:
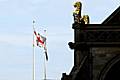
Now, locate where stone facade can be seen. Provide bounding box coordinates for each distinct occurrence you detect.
[61,6,120,80]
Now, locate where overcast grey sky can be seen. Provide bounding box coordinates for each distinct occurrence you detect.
[0,0,120,80]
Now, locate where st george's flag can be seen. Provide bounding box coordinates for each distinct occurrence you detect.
[34,30,48,61]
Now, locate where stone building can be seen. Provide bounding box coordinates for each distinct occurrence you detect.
[61,6,120,80]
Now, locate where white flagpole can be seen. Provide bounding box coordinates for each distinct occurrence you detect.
[32,20,36,80]
[44,54,47,80]
[44,30,47,80]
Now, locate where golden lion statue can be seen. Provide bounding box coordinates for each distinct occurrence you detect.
[73,1,89,24]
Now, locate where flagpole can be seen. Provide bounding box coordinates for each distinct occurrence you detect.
[44,30,47,80]
[32,20,35,80]
[44,54,47,80]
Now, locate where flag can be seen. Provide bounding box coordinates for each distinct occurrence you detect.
[44,46,48,61]
[34,30,45,47]
[34,30,48,61]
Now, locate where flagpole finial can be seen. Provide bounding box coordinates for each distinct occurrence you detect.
[44,30,46,32]
[33,20,35,23]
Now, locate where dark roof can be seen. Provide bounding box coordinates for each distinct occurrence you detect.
[102,6,120,24]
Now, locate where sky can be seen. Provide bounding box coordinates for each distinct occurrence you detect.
[0,0,120,80]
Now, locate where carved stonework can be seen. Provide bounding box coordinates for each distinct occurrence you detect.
[62,4,120,80]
